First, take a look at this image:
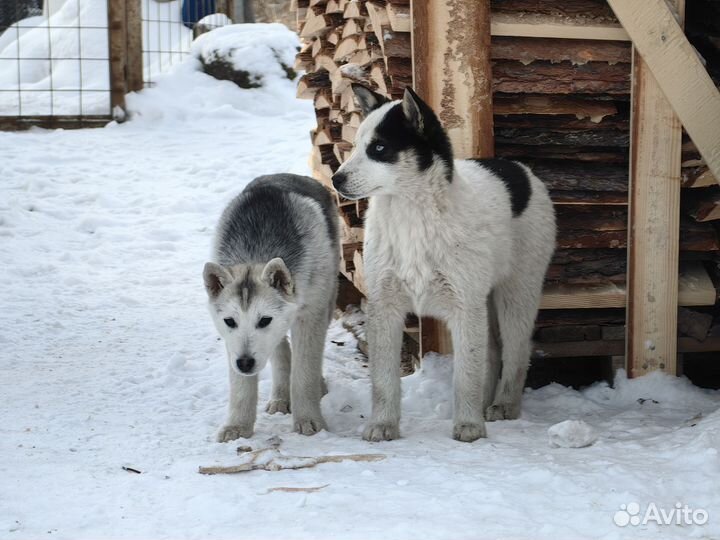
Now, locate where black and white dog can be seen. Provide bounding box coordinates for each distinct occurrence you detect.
[203,174,339,441]
[333,86,556,442]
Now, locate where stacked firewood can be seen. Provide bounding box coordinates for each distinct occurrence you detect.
[293,0,410,288]
[294,0,720,357]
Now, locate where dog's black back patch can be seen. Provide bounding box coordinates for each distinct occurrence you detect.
[472,158,532,217]
[371,103,454,181]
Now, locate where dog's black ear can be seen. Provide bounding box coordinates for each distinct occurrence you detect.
[402,87,428,134]
[261,257,294,297]
[203,262,232,298]
[352,84,388,117]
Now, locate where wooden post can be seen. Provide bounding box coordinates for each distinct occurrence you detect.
[125,0,144,93]
[624,1,684,377]
[411,0,495,355]
[108,0,128,115]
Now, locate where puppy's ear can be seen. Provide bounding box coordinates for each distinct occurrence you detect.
[203,262,232,298]
[261,258,294,297]
[352,84,388,117]
[402,87,427,134]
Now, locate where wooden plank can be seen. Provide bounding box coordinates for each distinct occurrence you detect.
[412,0,494,355]
[624,0,685,377]
[491,36,631,65]
[541,263,715,310]
[606,0,720,183]
[490,13,629,41]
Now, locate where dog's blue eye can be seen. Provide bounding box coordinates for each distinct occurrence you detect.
[374,144,385,153]
[257,316,272,329]
[224,317,236,328]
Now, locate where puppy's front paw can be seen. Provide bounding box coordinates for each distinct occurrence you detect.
[216,424,253,442]
[485,402,521,422]
[265,399,290,415]
[293,415,327,436]
[362,422,400,442]
[452,422,486,442]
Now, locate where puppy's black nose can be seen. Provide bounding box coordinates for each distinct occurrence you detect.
[332,172,347,191]
[236,356,255,374]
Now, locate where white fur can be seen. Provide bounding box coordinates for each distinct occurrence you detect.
[335,94,556,442]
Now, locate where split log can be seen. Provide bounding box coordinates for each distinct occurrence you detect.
[297,70,331,99]
[301,12,344,39]
[492,60,631,94]
[386,3,410,31]
[343,0,364,19]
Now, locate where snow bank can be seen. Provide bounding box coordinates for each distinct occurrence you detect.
[192,23,299,88]
[126,23,303,122]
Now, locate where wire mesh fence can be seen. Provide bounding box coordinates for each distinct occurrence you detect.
[0,0,111,125]
[0,0,236,128]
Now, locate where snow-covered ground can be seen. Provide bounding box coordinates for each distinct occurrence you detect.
[1,29,720,540]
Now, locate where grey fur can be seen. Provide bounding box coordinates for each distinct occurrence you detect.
[205,174,340,441]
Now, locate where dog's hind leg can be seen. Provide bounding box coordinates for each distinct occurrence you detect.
[217,368,258,442]
[486,276,541,421]
[290,308,329,435]
[266,336,291,415]
[448,298,491,442]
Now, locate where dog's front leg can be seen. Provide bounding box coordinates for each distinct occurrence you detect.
[266,336,291,415]
[363,288,408,441]
[290,310,328,435]
[217,368,258,442]
[449,300,490,442]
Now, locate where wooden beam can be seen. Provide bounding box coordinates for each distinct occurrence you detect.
[411,0,494,355]
[624,0,685,377]
[606,0,720,183]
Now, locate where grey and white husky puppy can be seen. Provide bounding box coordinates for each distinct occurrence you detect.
[203,174,340,442]
[332,86,556,442]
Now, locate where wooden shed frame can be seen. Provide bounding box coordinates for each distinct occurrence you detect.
[298,0,720,378]
[409,0,720,377]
